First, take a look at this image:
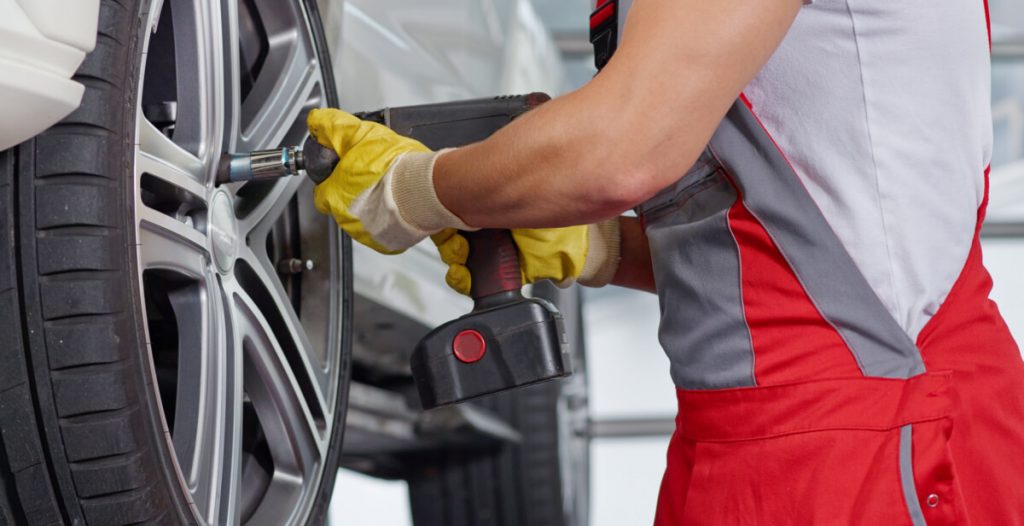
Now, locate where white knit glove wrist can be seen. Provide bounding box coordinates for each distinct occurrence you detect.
[578,218,622,288]
[349,148,475,252]
[390,149,476,233]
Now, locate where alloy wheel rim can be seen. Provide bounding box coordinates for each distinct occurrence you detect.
[132,1,343,524]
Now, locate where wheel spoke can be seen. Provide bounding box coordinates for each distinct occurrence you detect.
[238,174,305,236]
[161,274,243,525]
[240,62,319,152]
[236,23,320,152]
[138,113,208,191]
[228,280,326,491]
[153,0,227,166]
[137,207,210,278]
[236,246,330,412]
[217,276,247,526]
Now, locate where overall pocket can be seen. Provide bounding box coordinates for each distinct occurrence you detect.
[655,374,964,526]
[636,149,726,226]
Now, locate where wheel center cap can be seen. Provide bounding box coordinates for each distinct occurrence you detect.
[210,191,239,274]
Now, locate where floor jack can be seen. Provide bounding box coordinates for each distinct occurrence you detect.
[216,93,572,410]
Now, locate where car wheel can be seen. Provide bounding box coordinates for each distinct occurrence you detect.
[0,0,351,524]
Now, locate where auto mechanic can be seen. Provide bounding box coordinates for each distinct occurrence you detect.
[306,0,1024,522]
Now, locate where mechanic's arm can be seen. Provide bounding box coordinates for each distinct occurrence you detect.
[434,0,803,228]
[308,0,801,294]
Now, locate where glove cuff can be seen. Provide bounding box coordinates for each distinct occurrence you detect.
[391,149,477,234]
[578,218,622,288]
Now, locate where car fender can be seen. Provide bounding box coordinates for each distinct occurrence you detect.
[0,0,101,150]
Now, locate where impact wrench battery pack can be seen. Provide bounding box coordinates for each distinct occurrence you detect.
[411,291,570,410]
[356,94,573,409]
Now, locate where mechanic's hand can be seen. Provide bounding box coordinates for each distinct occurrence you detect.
[308,109,473,254]
[431,219,622,296]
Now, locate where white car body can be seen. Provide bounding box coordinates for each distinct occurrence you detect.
[318,0,568,329]
[0,0,101,150]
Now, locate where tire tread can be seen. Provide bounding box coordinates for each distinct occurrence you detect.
[0,146,65,522]
[408,351,575,526]
[0,1,182,523]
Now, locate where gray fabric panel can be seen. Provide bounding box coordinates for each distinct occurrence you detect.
[708,102,925,379]
[644,162,756,390]
[899,424,928,526]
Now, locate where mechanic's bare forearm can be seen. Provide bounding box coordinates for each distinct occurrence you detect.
[610,217,655,293]
[434,0,802,229]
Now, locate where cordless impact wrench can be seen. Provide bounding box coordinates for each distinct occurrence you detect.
[215,93,572,410]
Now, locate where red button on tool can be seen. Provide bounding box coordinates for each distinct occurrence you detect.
[452,330,486,363]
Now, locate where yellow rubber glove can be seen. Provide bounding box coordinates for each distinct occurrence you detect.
[431,219,622,296]
[308,109,473,254]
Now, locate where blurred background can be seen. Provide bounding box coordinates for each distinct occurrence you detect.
[323,0,1024,523]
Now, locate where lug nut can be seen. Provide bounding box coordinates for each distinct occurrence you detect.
[277,258,314,274]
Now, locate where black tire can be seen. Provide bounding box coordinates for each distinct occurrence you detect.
[407,283,590,526]
[0,0,350,524]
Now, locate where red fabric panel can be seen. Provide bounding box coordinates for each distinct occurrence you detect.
[983,0,992,50]
[914,168,1024,525]
[655,375,955,524]
[590,2,615,30]
[664,429,908,524]
[726,201,862,385]
[654,432,696,526]
[739,93,754,110]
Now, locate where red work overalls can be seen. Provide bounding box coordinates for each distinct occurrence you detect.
[590,1,1024,524]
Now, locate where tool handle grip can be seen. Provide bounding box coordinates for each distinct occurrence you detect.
[302,135,341,184]
[464,230,523,307]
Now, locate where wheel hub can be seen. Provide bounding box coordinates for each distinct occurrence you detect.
[210,190,239,274]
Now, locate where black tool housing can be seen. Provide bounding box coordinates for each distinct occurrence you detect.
[411,296,569,409]
[355,93,551,150]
